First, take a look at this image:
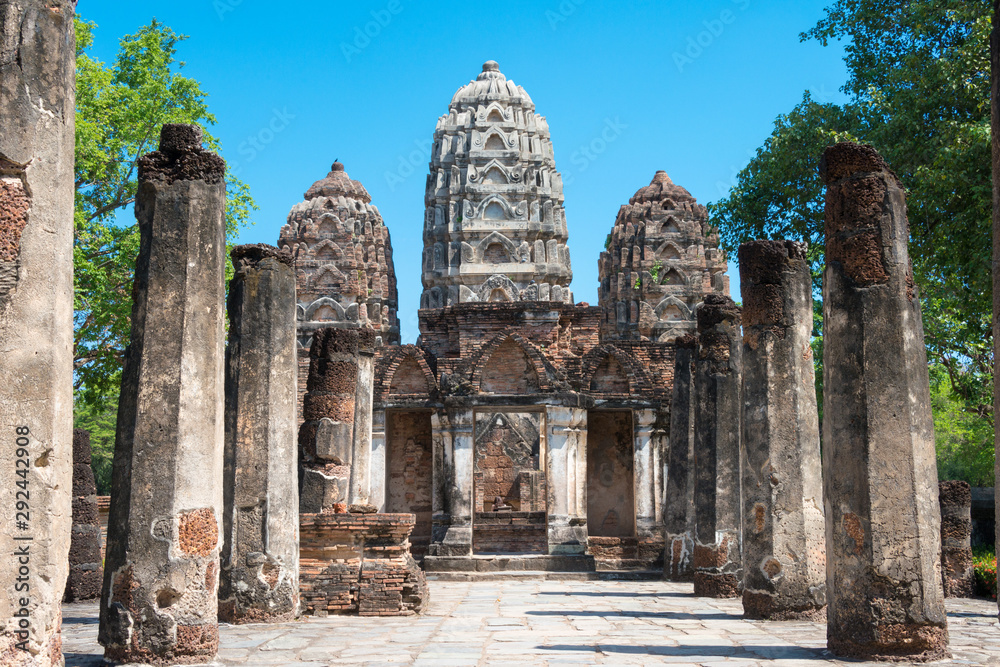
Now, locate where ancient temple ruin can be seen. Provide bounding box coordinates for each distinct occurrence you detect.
[332,62,728,572]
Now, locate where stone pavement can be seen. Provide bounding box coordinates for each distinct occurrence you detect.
[61,580,999,666]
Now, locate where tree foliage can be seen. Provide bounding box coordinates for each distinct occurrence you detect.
[710,0,993,483]
[74,18,256,408]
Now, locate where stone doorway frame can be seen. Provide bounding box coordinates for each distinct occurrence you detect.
[471,407,548,555]
[382,409,435,559]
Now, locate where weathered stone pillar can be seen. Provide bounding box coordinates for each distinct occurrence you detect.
[370,409,387,511]
[739,239,826,620]
[664,334,697,581]
[992,0,1000,626]
[99,124,226,665]
[298,328,376,513]
[64,429,103,603]
[692,294,742,598]
[939,481,974,598]
[0,1,75,664]
[546,407,588,554]
[219,244,299,624]
[821,142,948,661]
[633,408,665,562]
[428,409,473,556]
[349,340,376,506]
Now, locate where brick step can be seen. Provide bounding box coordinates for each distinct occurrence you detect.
[423,553,596,573]
[426,569,663,582]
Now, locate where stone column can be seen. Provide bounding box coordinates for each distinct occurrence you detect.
[370,409,387,512]
[664,334,697,581]
[349,336,376,506]
[219,244,299,624]
[938,481,974,598]
[692,294,742,598]
[65,430,103,603]
[0,1,75,664]
[99,124,226,665]
[428,408,473,556]
[739,240,826,620]
[992,0,1000,626]
[546,406,588,555]
[633,409,663,560]
[298,328,375,513]
[821,142,948,661]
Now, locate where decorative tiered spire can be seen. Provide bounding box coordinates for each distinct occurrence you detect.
[420,61,573,311]
[598,171,729,342]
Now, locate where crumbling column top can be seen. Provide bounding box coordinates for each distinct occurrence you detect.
[231,243,294,267]
[137,123,225,184]
[819,141,898,184]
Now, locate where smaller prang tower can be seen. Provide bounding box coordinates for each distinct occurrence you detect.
[598,171,729,342]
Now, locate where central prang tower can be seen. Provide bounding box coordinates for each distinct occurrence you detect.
[419,61,573,312]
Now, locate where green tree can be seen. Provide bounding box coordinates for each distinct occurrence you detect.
[74,18,256,409]
[710,0,993,483]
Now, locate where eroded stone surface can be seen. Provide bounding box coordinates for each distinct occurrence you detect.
[821,142,948,661]
[939,481,975,599]
[220,243,300,623]
[599,172,729,342]
[664,334,696,582]
[0,1,76,664]
[692,295,742,598]
[739,240,826,621]
[299,328,376,514]
[64,429,103,603]
[98,125,226,666]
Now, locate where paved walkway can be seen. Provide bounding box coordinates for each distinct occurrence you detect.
[62,580,999,666]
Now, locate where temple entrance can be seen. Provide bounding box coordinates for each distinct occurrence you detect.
[385,411,433,559]
[586,410,636,563]
[472,410,547,554]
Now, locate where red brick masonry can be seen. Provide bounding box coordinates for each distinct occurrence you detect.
[299,512,428,616]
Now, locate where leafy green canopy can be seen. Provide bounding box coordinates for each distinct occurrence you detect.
[74,18,257,408]
[710,1,993,459]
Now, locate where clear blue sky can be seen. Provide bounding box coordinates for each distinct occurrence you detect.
[81,0,848,344]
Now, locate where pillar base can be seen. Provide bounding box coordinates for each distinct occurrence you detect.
[693,572,740,598]
[104,623,219,667]
[547,515,587,555]
[742,591,826,621]
[664,532,694,581]
[828,625,949,663]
